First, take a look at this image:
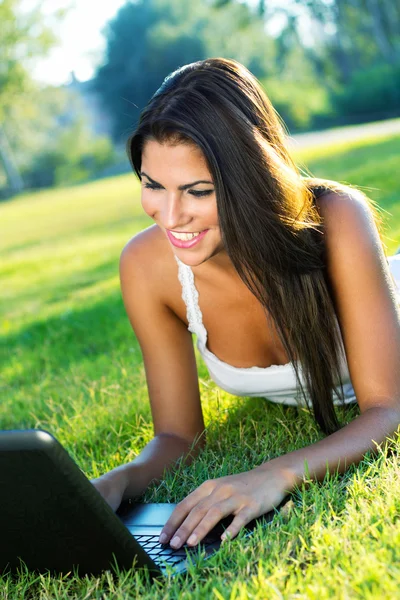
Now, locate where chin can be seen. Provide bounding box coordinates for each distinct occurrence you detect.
[173,250,211,267]
[172,245,224,268]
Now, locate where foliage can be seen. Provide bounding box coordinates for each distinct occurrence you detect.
[21,117,117,189]
[331,64,400,121]
[264,1,400,127]
[2,0,400,196]
[290,0,400,84]
[91,0,400,146]
[0,0,64,119]
[92,0,275,143]
[0,86,69,177]
[261,61,332,132]
[0,0,69,194]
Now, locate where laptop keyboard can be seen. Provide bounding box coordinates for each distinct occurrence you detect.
[134,534,217,566]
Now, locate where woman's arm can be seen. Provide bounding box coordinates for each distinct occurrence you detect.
[261,405,400,487]
[271,189,400,483]
[92,432,204,511]
[158,190,400,548]
[158,405,400,549]
[92,229,206,510]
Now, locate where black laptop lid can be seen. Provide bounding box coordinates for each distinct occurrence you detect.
[0,430,159,576]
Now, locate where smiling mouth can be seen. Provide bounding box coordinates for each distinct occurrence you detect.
[168,230,203,241]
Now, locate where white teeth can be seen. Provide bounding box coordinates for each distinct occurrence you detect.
[170,231,201,241]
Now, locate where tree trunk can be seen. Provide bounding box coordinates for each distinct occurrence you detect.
[365,0,394,62]
[0,125,24,195]
[381,0,400,55]
[332,0,354,83]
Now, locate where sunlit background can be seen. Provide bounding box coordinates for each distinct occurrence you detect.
[1,0,399,198]
[25,0,299,86]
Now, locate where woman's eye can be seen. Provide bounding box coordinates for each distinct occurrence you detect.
[143,183,213,198]
[189,190,213,197]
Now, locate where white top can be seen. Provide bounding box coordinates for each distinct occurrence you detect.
[175,254,400,407]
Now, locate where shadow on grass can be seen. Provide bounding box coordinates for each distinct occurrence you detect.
[1,257,120,311]
[44,259,121,305]
[1,255,361,485]
[1,290,139,386]
[1,278,360,436]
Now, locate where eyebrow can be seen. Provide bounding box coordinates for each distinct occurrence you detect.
[140,171,214,191]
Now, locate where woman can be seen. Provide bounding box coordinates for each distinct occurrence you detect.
[92,58,400,550]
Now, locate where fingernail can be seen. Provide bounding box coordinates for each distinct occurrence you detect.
[159,533,167,544]
[170,535,181,548]
[187,533,197,545]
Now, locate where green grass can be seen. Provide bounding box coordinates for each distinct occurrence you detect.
[1,132,400,599]
[293,133,400,252]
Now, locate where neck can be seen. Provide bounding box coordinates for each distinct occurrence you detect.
[194,247,241,281]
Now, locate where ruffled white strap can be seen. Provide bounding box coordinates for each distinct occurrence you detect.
[174,256,208,341]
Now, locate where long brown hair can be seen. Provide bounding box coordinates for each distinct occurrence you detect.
[126,57,385,435]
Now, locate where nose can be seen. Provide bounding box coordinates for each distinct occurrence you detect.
[159,192,188,231]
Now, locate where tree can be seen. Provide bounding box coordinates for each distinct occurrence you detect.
[289,0,400,83]
[264,0,400,124]
[0,0,67,195]
[92,0,276,144]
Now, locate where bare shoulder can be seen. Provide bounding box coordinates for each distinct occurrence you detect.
[314,188,400,414]
[121,224,169,270]
[119,229,204,444]
[120,224,184,315]
[315,187,382,263]
[315,185,373,221]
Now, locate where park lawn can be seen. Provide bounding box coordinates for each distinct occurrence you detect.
[0,132,400,599]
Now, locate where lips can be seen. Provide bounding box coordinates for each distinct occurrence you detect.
[169,231,202,241]
[166,229,209,249]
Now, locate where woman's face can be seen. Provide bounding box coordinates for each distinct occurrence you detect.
[140,139,225,267]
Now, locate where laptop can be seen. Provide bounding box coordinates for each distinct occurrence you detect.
[0,429,290,578]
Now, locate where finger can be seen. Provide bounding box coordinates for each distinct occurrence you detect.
[182,497,239,548]
[168,498,216,548]
[220,506,257,544]
[159,480,215,544]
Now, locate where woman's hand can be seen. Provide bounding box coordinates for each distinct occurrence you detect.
[91,468,128,512]
[158,462,295,548]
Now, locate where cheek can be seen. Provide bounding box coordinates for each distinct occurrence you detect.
[209,205,220,228]
[141,193,157,217]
